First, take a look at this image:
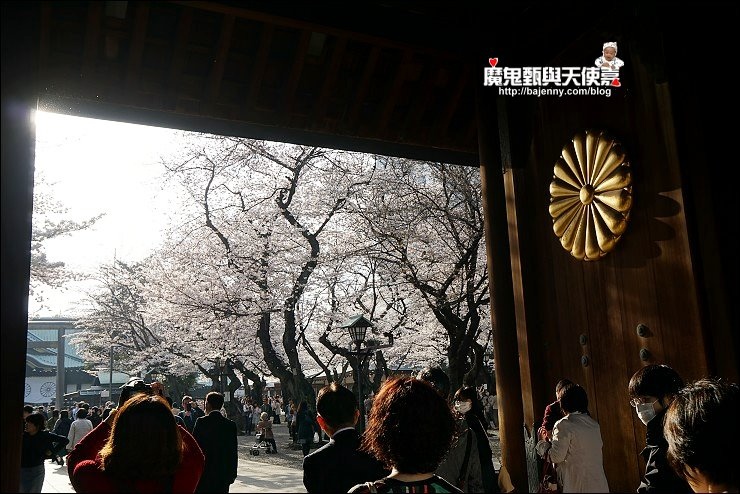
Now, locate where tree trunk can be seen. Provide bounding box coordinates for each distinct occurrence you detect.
[256,311,316,407]
[232,358,265,403]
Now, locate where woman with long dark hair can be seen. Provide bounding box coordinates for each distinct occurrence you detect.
[71,394,204,493]
[454,386,499,493]
[20,412,69,493]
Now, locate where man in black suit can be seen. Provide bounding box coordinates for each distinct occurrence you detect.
[192,392,238,493]
[302,383,388,493]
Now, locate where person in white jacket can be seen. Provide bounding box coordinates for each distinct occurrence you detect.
[67,407,93,452]
[548,384,609,493]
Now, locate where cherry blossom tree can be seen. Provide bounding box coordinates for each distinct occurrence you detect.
[157,135,376,405]
[353,158,491,391]
[30,172,103,305]
[75,136,490,408]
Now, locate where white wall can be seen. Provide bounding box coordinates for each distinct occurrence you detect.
[24,376,57,404]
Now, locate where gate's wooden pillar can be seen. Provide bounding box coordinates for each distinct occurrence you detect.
[477,84,528,490]
[1,3,39,492]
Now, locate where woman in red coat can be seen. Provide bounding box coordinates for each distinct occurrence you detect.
[71,394,204,493]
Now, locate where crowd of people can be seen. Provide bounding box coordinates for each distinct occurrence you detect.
[534,365,738,493]
[19,363,738,493]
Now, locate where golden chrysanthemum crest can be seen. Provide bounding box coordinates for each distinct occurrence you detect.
[549,130,632,261]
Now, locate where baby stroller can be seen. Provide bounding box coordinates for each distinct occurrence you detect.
[250,431,276,455]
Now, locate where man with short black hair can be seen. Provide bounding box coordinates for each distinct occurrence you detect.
[664,377,739,493]
[628,364,691,493]
[193,391,238,493]
[302,383,388,493]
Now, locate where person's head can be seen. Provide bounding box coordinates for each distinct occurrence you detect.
[664,378,739,493]
[100,394,183,479]
[205,391,224,412]
[80,401,90,410]
[361,376,455,474]
[60,409,69,420]
[416,366,451,400]
[25,412,46,435]
[297,400,308,414]
[23,405,34,418]
[453,386,483,417]
[555,379,574,400]
[260,411,268,421]
[76,407,89,419]
[150,381,164,397]
[316,383,359,434]
[559,384,589,414]
[181,395,193,410]
[629,364,684,425]
[603,42,618,60]
[52,409,59,418]
[118,378,153,408]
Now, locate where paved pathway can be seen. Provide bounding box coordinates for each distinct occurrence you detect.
[41,419,307,493]
[41,456,305,493]
[41,417,501,492]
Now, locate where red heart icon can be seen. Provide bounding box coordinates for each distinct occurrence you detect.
[489,57,498,67]
[611,78,621,87]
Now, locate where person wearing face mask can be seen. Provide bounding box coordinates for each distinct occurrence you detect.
[628,364,691,493]
[453,387,499,493]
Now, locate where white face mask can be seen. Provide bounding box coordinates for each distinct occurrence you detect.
[454,401,472,414]
[635,401,657,425]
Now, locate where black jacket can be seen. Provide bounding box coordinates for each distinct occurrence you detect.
[637,409,691,493]
[465,413,499,493]
[52,417,72,437]
[296,409,316,441]
[192,411,238,493]
[436,419,484,492]
[302,428,388,493]
[21,430,68,468]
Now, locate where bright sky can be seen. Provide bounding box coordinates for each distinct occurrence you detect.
[31,111,186,317]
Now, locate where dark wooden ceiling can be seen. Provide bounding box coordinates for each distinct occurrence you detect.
[35,1,617,164]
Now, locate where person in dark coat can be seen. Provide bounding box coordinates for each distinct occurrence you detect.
[295,401,316,456]
[454,386,499,493]
[21,412,69,492]
[52,409,73,438]
[51,409,73,463]
[88,407,102,428]
[417,367,484,492]
[179,395,201,433]
[628,364,691,493]
[192,392,238,493]
[303,383,388,493]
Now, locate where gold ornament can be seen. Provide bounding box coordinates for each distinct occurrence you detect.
[549,130,632,261]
